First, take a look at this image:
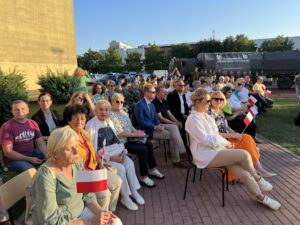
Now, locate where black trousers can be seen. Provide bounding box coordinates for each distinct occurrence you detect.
[124,141,157,177]
[228,117,257,139]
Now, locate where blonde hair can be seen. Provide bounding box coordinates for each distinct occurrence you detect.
[66,91,85,107]
[210,91,227,109]
[143,84,155,93]
[74,67,86,77]
[190,89,209,106]
[47,126,79,159]
[111,93,124,103]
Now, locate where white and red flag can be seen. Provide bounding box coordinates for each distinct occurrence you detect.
[243,112,253,127]
[76,168,108,193]
[248,95,257,106]
[249,106,258,117]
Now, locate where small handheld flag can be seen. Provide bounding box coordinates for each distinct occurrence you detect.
[76,168,108,193]
[248,95,257,106]
[249,106,258,117]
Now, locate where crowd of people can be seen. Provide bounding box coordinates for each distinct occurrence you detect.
[0,67,281,224]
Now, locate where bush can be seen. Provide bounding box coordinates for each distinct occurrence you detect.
[0,68,28,126]
[38,70,71,104]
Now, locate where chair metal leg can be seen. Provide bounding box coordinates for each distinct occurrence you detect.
[199,169,203,181]
[8,209,15,225]
[222,171,225,207]
[183,167,191,200]
[226,169,229,191]
[192,166,197,183]
[163,140,167,162]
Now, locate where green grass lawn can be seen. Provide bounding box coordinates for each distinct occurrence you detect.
[256,99,300,155]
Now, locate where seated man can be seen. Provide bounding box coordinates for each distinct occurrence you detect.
[31,92,60,137]
[0,100,47,173]
[134,84,189,168]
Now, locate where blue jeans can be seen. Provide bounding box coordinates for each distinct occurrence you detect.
[7,150,45,173]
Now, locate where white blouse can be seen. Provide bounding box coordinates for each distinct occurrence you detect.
[185,110,230,168]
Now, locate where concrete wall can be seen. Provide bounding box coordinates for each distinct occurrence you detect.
[0,0,77,91]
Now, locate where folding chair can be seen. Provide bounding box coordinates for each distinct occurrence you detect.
[183,134,229,207]
[0,168,37,225]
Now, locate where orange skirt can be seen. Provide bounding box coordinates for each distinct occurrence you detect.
[227,134,260,181]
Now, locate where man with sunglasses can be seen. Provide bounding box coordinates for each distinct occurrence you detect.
[134,84,189,168]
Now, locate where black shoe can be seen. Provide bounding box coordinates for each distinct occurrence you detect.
[173,161,192,168]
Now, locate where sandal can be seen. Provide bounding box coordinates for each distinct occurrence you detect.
[149,169,165,179]
[140,177,156,188]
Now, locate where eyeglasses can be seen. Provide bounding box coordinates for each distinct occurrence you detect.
[77,96,85,101]
[212,98,224,102]
[148,91,156,94]
[237,83,243,86]
[177,84,185,87]
[116,100,124,104]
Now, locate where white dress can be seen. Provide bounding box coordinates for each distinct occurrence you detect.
[185,110,230,168]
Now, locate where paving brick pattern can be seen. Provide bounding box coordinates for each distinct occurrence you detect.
[115,138,300,225]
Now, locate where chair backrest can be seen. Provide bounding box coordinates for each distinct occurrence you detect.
[0,168,36,210]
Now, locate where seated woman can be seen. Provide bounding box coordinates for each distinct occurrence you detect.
[62,91,95,125]
[92,83,106,104]
[221,85,257,139]
[185,88,281,210]
[86,100,144,211]
[66,105,122,212]
[208,91,276,179]
[31,126,122,225]
[110,93,164,188]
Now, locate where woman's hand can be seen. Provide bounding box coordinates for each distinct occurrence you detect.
[231,133,243,142]
[133,130,146,137]
[88,211,117,225]
[110,155,123,163]
[226,143,235,149]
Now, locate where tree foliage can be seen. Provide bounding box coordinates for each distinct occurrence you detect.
[260,35,294,52]
[124,52,143,72]
[144,44,168,71]
[77,49,105,73]
[0,68,28,126]
[171,43,195,58]
[104,47,123,72]
[197,39,223,53]
[233,34,256,52]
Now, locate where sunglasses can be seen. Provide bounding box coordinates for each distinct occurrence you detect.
[116,100,124,104]
[212,98,224,101]
[78,96,85,101]
[237,83,243,86]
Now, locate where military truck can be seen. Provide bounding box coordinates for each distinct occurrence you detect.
[175,51,300,89]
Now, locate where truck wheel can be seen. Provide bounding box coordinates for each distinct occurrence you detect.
[277,77,293,89]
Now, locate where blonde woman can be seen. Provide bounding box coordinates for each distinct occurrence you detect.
[185,89,280,210]
[31,126,122,225]
[69,67,92,94]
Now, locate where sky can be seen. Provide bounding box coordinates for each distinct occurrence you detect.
[74,0,300,55]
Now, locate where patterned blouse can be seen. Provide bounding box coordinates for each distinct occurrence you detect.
[110,110,136,144]
[208,108,231,134]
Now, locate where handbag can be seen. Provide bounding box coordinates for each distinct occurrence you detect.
[127,136,147,144]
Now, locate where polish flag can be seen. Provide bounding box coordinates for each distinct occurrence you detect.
[249,106,258,116]
[76,168,108,193]
[248,95,257,106]
[243,112,253,127]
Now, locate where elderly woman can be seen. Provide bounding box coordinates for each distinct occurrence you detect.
[221,85,257,140]
[31,126,122,225]
[62,91,95,125]
[185,89,281,210]
[86,100,144,211]
[110,93,164,188]
[65,105,122,212]
[208,91,276,179]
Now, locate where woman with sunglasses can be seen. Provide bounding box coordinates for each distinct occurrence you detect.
[185,88,280,210]
[62,91,95,125]
[110,93,164,188]
[209,91,276,179]
[106,80,117,102]
[221,85,257,139]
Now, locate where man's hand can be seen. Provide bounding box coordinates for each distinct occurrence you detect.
[176,121,183,128]
[28,157,43,165]
[154,124,164,132]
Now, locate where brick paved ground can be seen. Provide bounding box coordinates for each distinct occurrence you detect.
[115,137,300,225]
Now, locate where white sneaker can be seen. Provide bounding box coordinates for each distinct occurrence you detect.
[120,197,138,211]
[149,169,165,179]
[140,176,156,188]
[131,191,145,205]
[260,196,281,210]
[257,177,273,192]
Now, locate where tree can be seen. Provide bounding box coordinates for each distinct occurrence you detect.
[104,47,123,72]
[144,44,168,71]
[222,36,235,52]
[77,49,105,73]
[260,35,294,52]
[124,52,143,72]
[171,43,195,58]
[233,34,256,52]
[196,39,223,53]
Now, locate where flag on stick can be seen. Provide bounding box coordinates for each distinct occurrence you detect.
[243,112,253,127]
[76,168,108,193]
[248,95,257,106]
[249,106,258,117]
